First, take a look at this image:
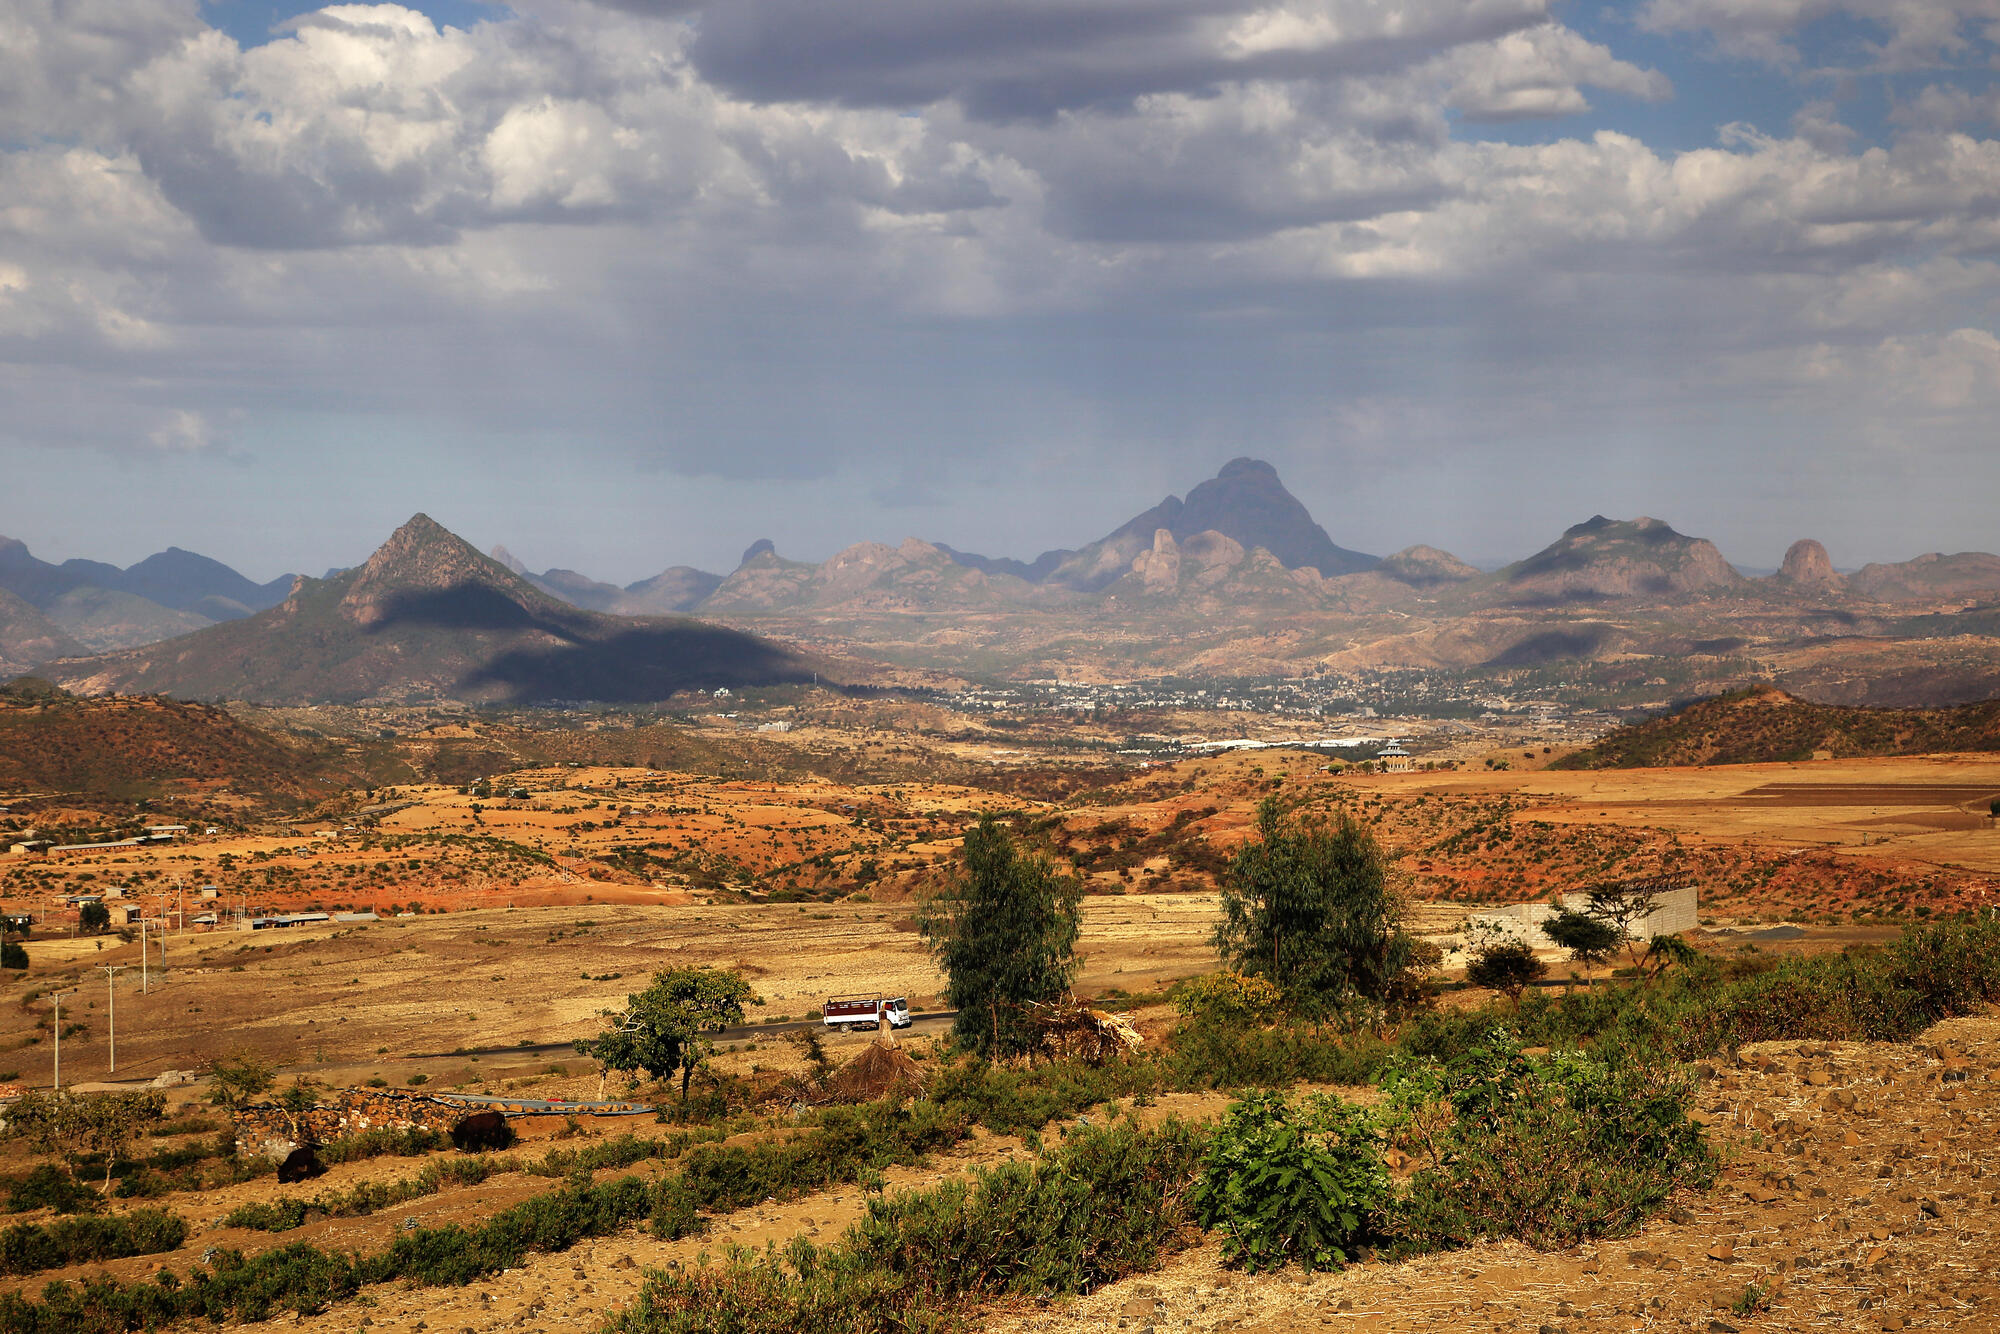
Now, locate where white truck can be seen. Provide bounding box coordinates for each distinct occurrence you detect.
[822,994,912,1032]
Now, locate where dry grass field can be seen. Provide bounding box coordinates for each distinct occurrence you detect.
[3,718,2000,1334]
[5,744,1999,1091]
[0,895,1230,1091]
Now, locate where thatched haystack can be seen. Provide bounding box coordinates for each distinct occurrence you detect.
[1026,999,1145,1064]
[823,1041,926,1103]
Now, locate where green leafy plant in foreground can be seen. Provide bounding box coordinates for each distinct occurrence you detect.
[609,1116,1206,1334]
[1381,1030,1713,1251]
[1191,1090,1388,1272]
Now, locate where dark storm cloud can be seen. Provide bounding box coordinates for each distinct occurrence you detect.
[685,0,1556,119]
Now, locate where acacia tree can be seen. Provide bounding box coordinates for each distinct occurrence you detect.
[1214,799,1420,1019]
[207,1050,277,1110]
[575,967,758,1101]
[1544,909,1621,989]
[1582,882,1666,968]
[921,814,1081,1061]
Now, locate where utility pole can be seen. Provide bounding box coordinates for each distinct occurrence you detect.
[139,919,149,993]
[50,989,74,1090]
[96,965,128,1074]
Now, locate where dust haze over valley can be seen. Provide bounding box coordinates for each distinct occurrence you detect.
[10,1,2000,1332]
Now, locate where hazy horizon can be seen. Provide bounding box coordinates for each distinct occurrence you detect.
[7,0,2000,582]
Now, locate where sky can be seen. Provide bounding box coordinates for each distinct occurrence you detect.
[5,0,2000,583]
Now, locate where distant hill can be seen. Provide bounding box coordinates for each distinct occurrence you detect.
[0,678,348,800]
[0,536,298,655]
[489,546,725,615]
[622,566,725,614]
[1554,685,2000,768]
[0,536,292,619]
[1847,551,2000,602]
[1377,545,1480,587]
[941,458,1377,591]
[1495,516,1744,603]
[114,547,294,615]
[1771,538,1844,593]
[42,515,827,705]
[44,588,212,653]
[0,588,83,677]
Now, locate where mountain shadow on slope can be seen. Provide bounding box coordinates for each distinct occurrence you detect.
[1482,626,1613,667]
[463,621,812,703]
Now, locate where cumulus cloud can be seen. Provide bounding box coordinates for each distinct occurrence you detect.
[1638,0,2000,71]
[4,0,2000,569]
[1436,23,1672,122]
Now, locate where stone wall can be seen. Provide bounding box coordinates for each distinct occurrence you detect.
[1467,883,1700,951]
[232,1089,476,1161]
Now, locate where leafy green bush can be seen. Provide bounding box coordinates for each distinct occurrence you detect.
[1169,1019,1386,1092]
[313,1126,446,1165]
[1382,1031,1712,1250]
[3,1165,101,1216]
[1192,1091,1388,1272]
[0,1209,187,1275]
[221,1199,310,1231]
[609,1117,1207,1334]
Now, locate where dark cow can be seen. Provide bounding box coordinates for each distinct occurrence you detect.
[451,1110,514,1152]
[277,1146,324,1184]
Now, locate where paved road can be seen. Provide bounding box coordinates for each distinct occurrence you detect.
[403,1010,960,1063]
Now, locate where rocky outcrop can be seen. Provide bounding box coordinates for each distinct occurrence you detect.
[1129,529,1181,593]
[1775,539,1844,592]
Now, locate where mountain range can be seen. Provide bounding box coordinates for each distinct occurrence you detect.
[11,459,2000,702]
[38,515,826,705]
[0,536,298,665]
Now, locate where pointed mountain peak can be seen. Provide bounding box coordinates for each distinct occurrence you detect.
[740,538,777,567]
[341,515,544,617]
[1171,458,1375,577]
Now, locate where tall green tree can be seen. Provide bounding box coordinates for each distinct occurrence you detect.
[575,967,758,1101]
[1215,798,1419,1018]
[922,814,1082,1060]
